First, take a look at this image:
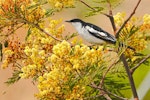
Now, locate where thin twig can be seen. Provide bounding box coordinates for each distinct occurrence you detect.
[105,0,117,34]
[90,83,112,100]
[131,54,150,75]
[31,23,62,42]
[79,0,96,11]
[79,0,112,18]
[89,83,127,100]
[83,94,103,100]
[22,19,62,42]
[99,59,119,88]
[104,89,127,100]
[8,23,25,36]
[115,0,142,38]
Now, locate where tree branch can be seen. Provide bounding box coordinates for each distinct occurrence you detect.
[131,54,150,75]
[105,0,142,99]
[115,0,142,38]
[120,54,138,99]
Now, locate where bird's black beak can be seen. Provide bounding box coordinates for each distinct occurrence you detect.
[65,20,71,23]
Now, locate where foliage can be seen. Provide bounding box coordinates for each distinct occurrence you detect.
[0,0,150,100]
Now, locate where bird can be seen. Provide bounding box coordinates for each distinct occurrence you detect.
[66,18,135,50]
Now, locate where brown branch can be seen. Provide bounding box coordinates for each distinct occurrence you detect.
[89,83,112,100]
[115,0,142,38]
[120,54,138,99]
[83,94,103,100]
[89,83,127,100]
[105,0,117,33]
[131,54,150,75]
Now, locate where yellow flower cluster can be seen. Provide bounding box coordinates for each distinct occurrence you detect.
[1,38,25,69]
[114,12,148,57]
[52,40,71,58]
[19,64,37,78]
[48,0,74,10]
[66,85,85,100]
[114,12,126,27]
[1,48,14,69]
[19,45,46,78]
[0,0,30,32]
[70,45,103,70]
[143,14,150,24]
[35,40,103,99]
[140,14,150,32]
[0,0,30,15]
[20,18,65,79]
[25,6,46,23]
[45,18,65,38]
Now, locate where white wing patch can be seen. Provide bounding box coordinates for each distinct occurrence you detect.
[85,26,107,37]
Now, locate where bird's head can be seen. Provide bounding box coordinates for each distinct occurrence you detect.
[66,19,85,28]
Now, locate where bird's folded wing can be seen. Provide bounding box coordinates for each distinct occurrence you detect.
[85,25,116,43]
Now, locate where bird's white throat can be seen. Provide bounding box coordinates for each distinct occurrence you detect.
[71,22,83,33]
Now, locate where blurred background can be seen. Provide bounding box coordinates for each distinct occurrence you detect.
[0,0,150,100]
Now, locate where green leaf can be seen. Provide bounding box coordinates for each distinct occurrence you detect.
[5,70,22,85]
[93,0,124,9]
[25,28,32,40]
[45,9,55,17]
[64,32,78,40]
[129,26,139,37]
[85,7,104,17]
[27,0,47,10]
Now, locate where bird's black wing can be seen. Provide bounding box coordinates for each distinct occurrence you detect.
[85,23,116,44]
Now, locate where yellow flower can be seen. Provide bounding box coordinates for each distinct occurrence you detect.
[55,1,63,8]
[19,64,37,78]
[114,12,126,26]
[1,59,9,69]
[143,14,150,24]
[48,0,74,10]
[50,54,59,63]
[39,50,45,56]
[53,40,71,58]
[3,49,14,57]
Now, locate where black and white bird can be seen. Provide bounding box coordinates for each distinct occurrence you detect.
[66,19,116,44]
[66,18,135,50]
